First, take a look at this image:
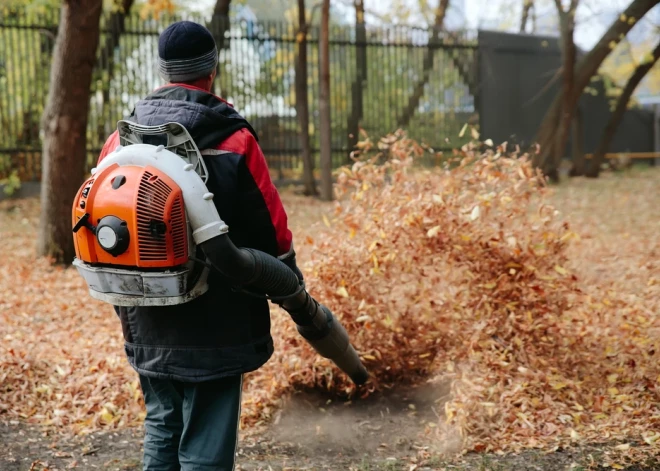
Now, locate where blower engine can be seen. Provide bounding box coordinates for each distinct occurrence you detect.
[71,120,368,386]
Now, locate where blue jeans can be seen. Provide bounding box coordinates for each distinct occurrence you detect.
[139,374,243,471]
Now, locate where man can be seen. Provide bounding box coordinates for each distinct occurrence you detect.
[97,21,303,471]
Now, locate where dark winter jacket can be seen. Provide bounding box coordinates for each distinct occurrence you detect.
[97,84,293,382]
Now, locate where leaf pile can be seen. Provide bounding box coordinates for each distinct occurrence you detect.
[1,135,659,465]
[242,132,660,461]
[0,209,146,432]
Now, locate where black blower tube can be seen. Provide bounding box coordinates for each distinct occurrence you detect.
[200,235,369,386]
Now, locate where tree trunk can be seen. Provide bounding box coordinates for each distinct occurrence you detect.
[396,0,450,129]
[532,0,578,182]
[520,0,533,33]
[319,0,333,201]
[295,0,318,196]
[552,0,577,174]
[38,0,103,264]
[347,0,367,160]
[209,0,232,50]
[533,0,658,177]
[208,0,232,95]
[534,101,562,181]
[569,105,585,176]
[99,0,134,65]
[587,39,660,178]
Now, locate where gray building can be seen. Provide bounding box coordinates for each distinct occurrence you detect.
[476,30,657,158]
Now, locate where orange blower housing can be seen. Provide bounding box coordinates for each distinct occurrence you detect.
[72,163,189,269]
[71,121,215,306]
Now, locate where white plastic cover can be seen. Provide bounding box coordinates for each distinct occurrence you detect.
[95,143,228,245]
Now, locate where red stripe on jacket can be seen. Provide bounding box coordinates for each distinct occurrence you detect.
[98,130,119,163]
[216,128,293,255]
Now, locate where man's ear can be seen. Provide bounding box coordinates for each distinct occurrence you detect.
[207,70,217,91]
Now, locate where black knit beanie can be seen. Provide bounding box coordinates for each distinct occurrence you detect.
[158,21,218,82]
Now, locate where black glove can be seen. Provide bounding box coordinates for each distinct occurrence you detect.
[278,243,304,285]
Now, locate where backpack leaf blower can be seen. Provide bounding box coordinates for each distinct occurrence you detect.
[71,121,368,386]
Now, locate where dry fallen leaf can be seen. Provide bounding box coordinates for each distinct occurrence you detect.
[427,226,441,238]
[458,123,468,138]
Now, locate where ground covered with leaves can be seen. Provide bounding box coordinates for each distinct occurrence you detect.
[1,137,659,470]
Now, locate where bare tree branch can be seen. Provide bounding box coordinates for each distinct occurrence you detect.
[532,0,659,177]
[396,0,450,129]
[588,39,660,177]
[553,0,563,13]
[520,0,534,32]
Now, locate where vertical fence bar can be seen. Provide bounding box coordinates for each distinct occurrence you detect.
[16,10,26,175]
[28,11,41,177]
[366,27,374,139]
[0,14,6,172]
[383,28,391,137]
[329,24,337,165]
[393,27,401,136]
[6,15,17,156]
[16,11,25,174]
[17,11,26,144]
[381,26,388,138]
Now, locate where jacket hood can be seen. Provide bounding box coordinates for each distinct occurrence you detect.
[126,85,257,150]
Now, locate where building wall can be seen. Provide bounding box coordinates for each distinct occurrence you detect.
[476,30,655,156]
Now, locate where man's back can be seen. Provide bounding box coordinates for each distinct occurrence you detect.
[98,83,293,382]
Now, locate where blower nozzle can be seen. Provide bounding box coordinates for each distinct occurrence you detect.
[200,235,369,386]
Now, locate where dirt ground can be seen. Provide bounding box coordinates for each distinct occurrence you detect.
[2,379,659,470]
[2,384,657,471]
[2,385,657,471]
[2,165,660,471]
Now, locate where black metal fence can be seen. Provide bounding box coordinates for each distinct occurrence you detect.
[0,7,478,183]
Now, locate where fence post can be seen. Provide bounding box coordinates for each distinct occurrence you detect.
[295,0,317,196]
[319,0,332,201]
[347,0,367,163]
[654,104,660,167]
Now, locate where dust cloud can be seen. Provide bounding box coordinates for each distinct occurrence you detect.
[264,381,463,460]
